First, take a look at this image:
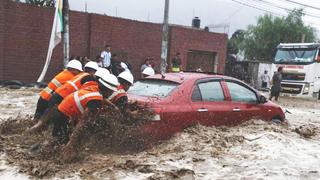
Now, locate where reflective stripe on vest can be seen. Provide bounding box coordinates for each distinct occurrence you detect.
[67,73,89,91]
[108,89,126,101]
[74,91,102,113]
[51,78,62,87]
[43,87,53,94]
[172,67,180,72]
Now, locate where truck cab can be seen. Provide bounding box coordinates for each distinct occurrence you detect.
[272,43,320,98]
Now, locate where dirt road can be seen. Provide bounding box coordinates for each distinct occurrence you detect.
[0,87,319,179]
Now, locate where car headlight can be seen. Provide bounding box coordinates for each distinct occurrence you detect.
[303,83,310,94]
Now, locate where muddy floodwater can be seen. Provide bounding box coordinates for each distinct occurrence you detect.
[0,87,320,179]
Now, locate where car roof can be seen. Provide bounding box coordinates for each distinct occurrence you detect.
[145,72,235,84]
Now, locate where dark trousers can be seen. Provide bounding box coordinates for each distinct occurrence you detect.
[34,97,49,119]
[37,93,63,120]
[261,82,268,88]
[48,93,63,109]
[269,86,281,101]
[51,108,69,144]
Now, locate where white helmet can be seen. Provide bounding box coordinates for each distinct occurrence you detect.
[118,71,134,85]
[84,61,99,71]
[98,74,119,92]
[120,62,128,70]
[95,68,110,79]
[66,59,83,71]
[142,67,155,76]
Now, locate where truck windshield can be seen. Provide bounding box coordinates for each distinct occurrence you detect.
[128,79,179,98]
[274,48,317,64]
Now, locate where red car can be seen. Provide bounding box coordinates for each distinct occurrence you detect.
[128,72,285,139]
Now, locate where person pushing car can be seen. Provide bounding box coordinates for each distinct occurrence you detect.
[34,59,83,122]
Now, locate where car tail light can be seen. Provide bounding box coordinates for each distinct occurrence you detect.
[151,108,162,121]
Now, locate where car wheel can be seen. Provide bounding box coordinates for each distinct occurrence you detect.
[271,116,283,124]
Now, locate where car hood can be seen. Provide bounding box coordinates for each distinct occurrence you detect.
[128,93,163,106]
[264,100,282,108]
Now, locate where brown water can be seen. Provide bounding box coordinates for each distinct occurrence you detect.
[0,88,320,179]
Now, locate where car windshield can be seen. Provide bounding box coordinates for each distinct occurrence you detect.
[274,48,317,64]
[128,79,179,98]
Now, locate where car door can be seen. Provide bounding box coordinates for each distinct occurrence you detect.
[190,79,234,126]
[224,80,263,125]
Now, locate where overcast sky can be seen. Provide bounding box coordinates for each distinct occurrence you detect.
[69,0,320,37]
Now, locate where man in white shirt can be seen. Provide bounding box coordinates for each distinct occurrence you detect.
[100,45,112,69]
[261,70,270,89]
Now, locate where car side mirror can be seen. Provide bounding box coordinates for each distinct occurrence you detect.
[259,95,267,104]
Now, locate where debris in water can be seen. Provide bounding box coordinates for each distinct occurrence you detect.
[295,125,317,138]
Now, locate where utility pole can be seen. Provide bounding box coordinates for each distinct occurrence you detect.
[160,0,170,74]
[63,0,70,68]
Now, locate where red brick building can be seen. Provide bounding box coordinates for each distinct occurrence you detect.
[0,0,227,83]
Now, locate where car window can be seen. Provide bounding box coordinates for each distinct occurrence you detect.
[226,82,257,103]
[192,81,224,101]
[191,85,202,101]
[128,79,178,98]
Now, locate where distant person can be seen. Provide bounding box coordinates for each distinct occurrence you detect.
[141,58,152,72]
[171,52,182,72]
[82,56,90,65]
[100,44,112,69]
[110,54,123,76]
[269,67,283,101]
[261,70,270,89]
[121,62,132,73]
[95,55,103,67]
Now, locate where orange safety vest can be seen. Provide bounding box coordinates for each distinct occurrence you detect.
[108,84,127,103]
[81,81,98,90]
[55,72,92,98]
[58,85,103,118]
[40,70,75,101]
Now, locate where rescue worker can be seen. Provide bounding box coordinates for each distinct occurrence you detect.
[58,74,120,160]
[142,67,155,78]
[29,62,101,132]
[47,61,99,109]
[34,59,83,121]
[108,71,134,112]
[171,52,182,72]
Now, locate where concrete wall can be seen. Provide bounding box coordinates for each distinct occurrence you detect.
[0,0,227,83]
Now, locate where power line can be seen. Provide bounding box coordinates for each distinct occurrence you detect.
[221,6,243,22]
[248,0,320,19]
[229,0,320,26]
[277,0,320,11]
[230,0,286,17]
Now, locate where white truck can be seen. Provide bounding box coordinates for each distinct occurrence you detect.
[272,43,320,98]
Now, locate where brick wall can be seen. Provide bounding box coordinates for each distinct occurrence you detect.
[0,0,227,83]
[169,25,228,73]
[2,1,63,82]
[0,0,7,80]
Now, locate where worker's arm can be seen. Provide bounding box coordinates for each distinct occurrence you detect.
[80,75,96,85]
[114,96,139,119]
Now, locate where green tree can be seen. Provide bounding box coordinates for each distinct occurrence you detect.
[25,0,54,7]
[240,9,316,62]
[228,29,245,55]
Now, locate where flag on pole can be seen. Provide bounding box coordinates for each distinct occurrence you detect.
[37,0,64,83]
